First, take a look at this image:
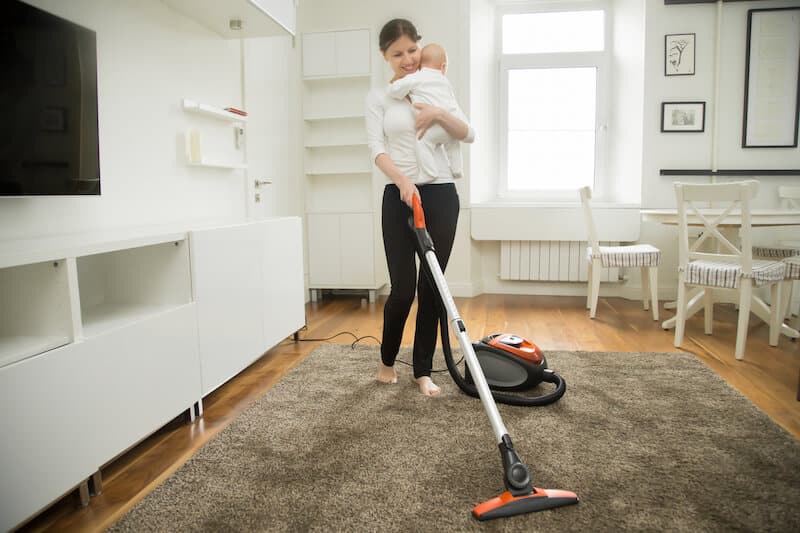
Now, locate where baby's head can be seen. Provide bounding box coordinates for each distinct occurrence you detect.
[420,43,447,73]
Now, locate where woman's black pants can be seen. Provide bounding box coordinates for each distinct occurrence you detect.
[380,182,459,378]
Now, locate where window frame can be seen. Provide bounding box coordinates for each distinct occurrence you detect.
[496,1,611,202]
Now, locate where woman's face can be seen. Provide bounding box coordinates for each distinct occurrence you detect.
[383,34,420,80]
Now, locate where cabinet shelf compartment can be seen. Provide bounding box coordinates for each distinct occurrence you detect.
[303,73,371,82]
[302,76,370,120]
[305,144,370,175]
[77,240,193,338]
[304,116,367,147]
[0,260,73,369]
[305,173,374,214]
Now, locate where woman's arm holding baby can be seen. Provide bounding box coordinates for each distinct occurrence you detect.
[412,103,475,143]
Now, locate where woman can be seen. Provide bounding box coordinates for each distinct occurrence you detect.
[365,18,475,396]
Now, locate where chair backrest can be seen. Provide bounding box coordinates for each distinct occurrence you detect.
[673,180,758,274]
[778,186,800,209]
[578,186,600,256]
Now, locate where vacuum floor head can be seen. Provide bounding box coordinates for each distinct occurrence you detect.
[472,487,580,521]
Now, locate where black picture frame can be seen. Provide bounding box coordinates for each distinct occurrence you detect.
[742,7,800,148]
[661,101,706,132]
[665,33,695,76]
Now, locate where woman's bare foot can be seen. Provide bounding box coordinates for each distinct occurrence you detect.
[377,363,397,384]
[415,376,441,396]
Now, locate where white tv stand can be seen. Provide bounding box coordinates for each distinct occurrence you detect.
[0,217,305,531]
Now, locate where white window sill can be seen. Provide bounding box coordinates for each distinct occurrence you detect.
[470,201,641,210]
[469,202,642,241]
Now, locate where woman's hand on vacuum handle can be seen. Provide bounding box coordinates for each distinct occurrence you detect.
[398,179,420,208]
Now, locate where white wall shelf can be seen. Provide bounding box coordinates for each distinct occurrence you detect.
[182,99,247,169]
[182,98,248,123]
[187,160,247,170]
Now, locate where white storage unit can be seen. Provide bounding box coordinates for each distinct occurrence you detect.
[301,29,370,79]
[0,219,305,532]
[302,29,386,301]
[191,218,305,395]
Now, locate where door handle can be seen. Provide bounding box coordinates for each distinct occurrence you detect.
[254,179,272,188]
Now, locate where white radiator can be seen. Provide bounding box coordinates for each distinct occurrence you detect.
[500,241,620,282]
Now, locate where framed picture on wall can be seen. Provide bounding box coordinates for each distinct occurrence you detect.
[661,101,705,132]
[665,33,695,76]
[742,7,800,148]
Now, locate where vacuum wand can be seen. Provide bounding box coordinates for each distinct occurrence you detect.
[410,195,579,520]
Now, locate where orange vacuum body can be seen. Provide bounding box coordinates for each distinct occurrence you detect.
[466,333,548,392]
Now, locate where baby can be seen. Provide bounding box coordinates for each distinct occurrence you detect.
[387,43,465,179]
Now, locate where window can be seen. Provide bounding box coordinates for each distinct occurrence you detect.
[498,3,609,200]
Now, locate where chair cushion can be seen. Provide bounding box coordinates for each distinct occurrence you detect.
[753,244,800,259]
[587,244,661,268]
[683,259,786,288]
[785,256,800,280]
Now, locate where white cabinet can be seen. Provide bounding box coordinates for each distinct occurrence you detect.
[0,235,201,533]
[307,213,379,300]
[302,29,370,79]
[163,0,296,38]
[0,343,97,533]
[0,220,305,531]
[302,29,386,299]
[191,218,305,395]
[258,218,306,348]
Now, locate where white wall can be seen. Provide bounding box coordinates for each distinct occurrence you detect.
[642,0,800,295]
[0,0,296,243]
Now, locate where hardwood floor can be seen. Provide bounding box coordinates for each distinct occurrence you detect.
[20,294,800,532]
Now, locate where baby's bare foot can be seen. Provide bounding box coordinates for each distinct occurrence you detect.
[377,363,397,384]
[416,376,441,396]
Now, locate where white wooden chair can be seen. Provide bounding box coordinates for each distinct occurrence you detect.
[780,256,800,333]
[579,186,660,320]
[673,181,786,360]
[753,186,800,323]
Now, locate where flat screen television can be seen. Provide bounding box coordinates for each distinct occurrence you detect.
[1,0,100,196]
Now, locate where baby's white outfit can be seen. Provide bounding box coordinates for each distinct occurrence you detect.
[387,67,465,179]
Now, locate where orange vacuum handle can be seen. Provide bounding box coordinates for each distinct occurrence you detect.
[412,194,426,229]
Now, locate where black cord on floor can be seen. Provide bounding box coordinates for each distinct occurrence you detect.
[287,328,462,373]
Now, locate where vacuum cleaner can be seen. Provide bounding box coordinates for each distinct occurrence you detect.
[410,195,579,520]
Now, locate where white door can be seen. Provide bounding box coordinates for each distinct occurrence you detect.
[244,36,298,221]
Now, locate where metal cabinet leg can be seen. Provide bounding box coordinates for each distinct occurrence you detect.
[195,399,204,418]
[368,290,376,304]
[78,480,90,507]
[90,470,103,496]
[310,289,319,302]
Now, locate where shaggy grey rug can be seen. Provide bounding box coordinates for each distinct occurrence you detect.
[109,346,800,532]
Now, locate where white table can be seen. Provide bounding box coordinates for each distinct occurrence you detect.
[641,208,800,338]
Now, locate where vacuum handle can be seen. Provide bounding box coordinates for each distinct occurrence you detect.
[412,194,426,229]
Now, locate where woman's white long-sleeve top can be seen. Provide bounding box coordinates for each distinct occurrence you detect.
[365,86,475,185]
